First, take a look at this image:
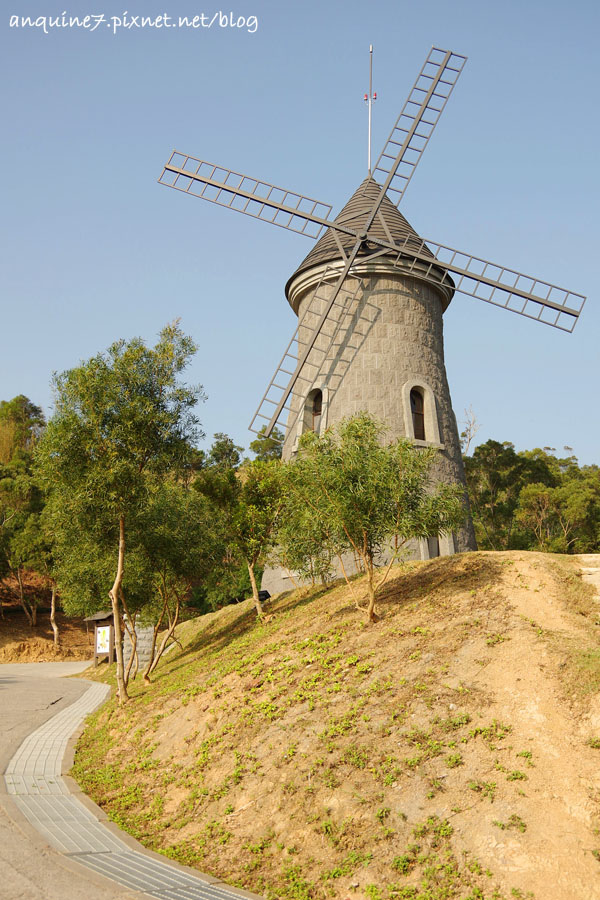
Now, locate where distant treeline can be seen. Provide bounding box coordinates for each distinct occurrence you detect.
[465,441,600,554]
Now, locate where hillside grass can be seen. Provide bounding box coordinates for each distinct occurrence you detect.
[73,551,600,900]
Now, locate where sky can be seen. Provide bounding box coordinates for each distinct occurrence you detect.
[1,0,598,462]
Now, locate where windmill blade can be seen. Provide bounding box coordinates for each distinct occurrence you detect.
[250,269,365,439]
[389,235,585,332]
[372,47,467,209]
[158,151,335,239]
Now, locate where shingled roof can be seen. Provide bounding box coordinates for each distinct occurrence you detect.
[285,175,438,300]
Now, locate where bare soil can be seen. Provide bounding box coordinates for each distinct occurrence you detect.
[0,573,93,662]
[74,552,600,900]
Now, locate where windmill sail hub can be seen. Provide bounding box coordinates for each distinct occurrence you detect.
[285,177,454,313]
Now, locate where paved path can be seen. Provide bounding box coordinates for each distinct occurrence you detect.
[0,662,260,900]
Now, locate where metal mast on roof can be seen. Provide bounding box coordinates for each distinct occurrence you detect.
[365,44,376,174]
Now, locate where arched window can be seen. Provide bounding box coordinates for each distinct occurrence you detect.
[311,389,323,433]
[402,379,441,447]
[295,387,327,450]
[410,388,425,441]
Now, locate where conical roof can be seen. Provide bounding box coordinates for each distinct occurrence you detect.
[285,175,439,300]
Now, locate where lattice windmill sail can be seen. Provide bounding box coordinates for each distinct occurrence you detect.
[158,46,586,561]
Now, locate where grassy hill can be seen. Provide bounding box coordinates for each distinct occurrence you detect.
[74,552,600,900]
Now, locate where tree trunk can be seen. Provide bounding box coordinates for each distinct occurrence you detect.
[109,515,128,703]
[146,594,181,679]
[144,622,161,684]
[283,567,299,590]
[143,580,167,683]
[247,561,263,618]
[16,568,33,627]
[365,555,379,623]
[120,588,137,687]
[131,642,139,680]
[366,576,377,623]
[50,584,60,648]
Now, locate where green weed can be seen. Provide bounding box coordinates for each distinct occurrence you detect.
[486,633,508,646]
[446,753,463,768]
[365,886,382,900]
[469,720,512,746]
[281,865,315,900]
[468,780,496,802]
[493,815,527,833]
[343,746,369,769]
[322,850,372,880]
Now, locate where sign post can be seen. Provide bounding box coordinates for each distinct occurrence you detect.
[84,611,115,666]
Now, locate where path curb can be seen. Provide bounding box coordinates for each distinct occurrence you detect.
[3,677,263,900]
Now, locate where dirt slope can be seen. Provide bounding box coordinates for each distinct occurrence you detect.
[74,552,600,900]
[0,603,93,662]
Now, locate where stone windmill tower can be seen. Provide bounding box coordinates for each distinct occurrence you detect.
[279,174,473,554]
[158,47,585,563]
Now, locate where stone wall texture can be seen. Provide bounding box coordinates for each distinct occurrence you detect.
[123,625,154,669]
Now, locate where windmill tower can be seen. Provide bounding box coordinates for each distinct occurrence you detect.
[158,47,585,564]
[279,174,473,554]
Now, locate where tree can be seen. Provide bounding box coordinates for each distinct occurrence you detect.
[6,503,62,644]
[0,395,45,463]
[516,470,600,553]
[459,406,480,456]
[514,483,555,550]
[135,481,224,680]
[190,433,252,612]
[287,414,467,622]
[464,440,556,550]
[196,458,283,617]
[46,491,158,679]
[0,398,47,626]
[35,323,203,703]
[33,506,62,646]
[273,475,337,587]
[205,432,244,470]
[249,426,284,462]
[190,551,252,613]
[0,460,45,625]
[464,441,600,553]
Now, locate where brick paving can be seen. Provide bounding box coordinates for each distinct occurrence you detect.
[1,666,260,900]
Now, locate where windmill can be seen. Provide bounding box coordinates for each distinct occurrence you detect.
[158,46,585,564]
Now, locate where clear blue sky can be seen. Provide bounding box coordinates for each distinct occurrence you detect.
[1,0,598,462]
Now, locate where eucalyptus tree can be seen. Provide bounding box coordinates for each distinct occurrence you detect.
[288,414,466,622]
[35,323,203,703]
[0,398,47,625]
[0,459,44,625]
[516,469,600,553]
[206,432,244,470]
[464,440,557,550]
[249,426,284,462]
[135,481,224,681]
[196,457,283,617]
[0,395,45,463]
[190,432,251,612]
[273,483,337,588]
